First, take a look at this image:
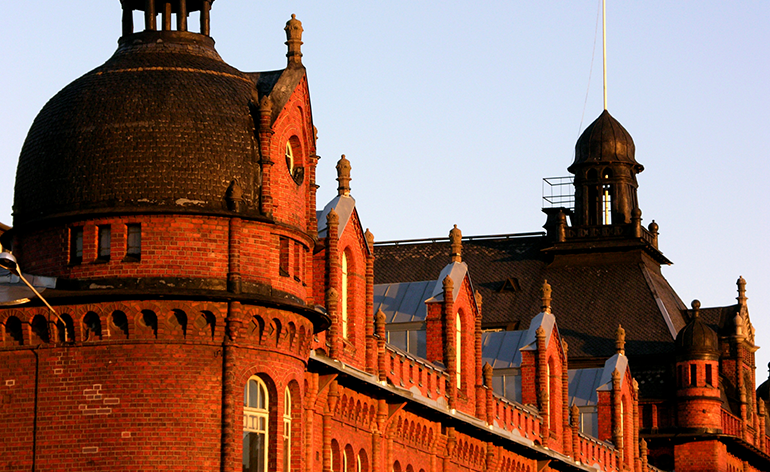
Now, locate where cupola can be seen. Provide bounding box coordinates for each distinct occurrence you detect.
[120,0,215,36]
[675,300,719,361]
[569,110,644,226]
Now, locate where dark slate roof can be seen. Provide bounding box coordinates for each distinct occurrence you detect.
[14,30,304,225]
[374,234,687,359]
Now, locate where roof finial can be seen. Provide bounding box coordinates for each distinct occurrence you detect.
[449,225,462,263]
[615,324,626,355]
[285,14,304,66]
[737,276,748,307]
[691,299,701,319]
[336,155,351,196]
[541,279,552,314]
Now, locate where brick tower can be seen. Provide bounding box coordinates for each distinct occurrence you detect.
[673,300,723,471]
[2,2,327,470]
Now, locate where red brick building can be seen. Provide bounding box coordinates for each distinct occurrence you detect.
[0,3,767,472]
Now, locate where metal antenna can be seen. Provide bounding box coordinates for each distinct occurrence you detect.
[603,0,608,110]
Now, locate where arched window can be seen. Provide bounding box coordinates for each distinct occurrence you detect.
[341,252,349,339]
[283,387,292,472]
[244,377,268,472]
[601,169,613,225]
[455,313,462,388]
[285,142,295,175]
[545,363,551,429]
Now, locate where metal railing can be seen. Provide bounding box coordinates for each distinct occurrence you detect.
[542,176,574,211]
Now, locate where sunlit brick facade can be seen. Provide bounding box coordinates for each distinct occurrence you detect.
[1,3,768,472]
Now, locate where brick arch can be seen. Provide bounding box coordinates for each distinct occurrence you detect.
[30,314,50,344]
[167,308,187,339]
[272,317,282,347]
[82,311,102,342]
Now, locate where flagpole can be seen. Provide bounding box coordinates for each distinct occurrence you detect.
[603,0,607,110]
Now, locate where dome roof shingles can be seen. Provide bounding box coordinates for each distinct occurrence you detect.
[14,32,263,225]
[569,109,643,174]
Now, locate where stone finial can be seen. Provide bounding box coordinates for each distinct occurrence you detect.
[562,339,569,355]
[737,276,748,307]
[648,220,659,248]
[326,286,338,304]
[540,279,552,314]
[535,325,546,340]
[449,225,462,263]
[570,404,580,427]
[615,324,626,355]
[365,228,374,251]
[733,311,745,339]
[759,398,766,416]
[632,378,639,394]
[443,275,454,292]
[691,299,701,319]
[326,208,339,226]
[483,363,493,387]
[474,290,483,311]
[375,309,386,336]
[336,155,351,196]
[225,179,243,212]
[284,14,304,65]
[611,368,621,384]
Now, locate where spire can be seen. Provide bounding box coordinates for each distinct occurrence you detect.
[615,324,626,355]
[336,155,351,196]
[449,225,462,263]
[285,13,304,66]
[737,276,748,307]
[540,279,552,314]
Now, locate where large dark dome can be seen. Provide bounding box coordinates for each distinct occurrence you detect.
[13,31,261,225]
[569,109,643,174]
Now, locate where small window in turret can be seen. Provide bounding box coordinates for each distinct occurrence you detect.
[70,227,83,265]
[97,225,111,262]
[125,224,141,262]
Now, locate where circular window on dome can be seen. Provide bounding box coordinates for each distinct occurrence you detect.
[285,139,304,185]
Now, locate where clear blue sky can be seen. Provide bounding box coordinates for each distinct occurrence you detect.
[1,2,768,375]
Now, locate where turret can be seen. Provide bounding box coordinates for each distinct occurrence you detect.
[674,300,721,433]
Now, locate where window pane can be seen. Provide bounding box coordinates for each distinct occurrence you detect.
[243,432,266,472]
[98,226,111,258]
[388,330,407,351]
[248,380,259,407]
[126,224,141,256]
[414,330,427,358]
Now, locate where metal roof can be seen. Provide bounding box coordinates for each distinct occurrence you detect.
[373,281,433,323]
[317,195,356,239]
[481,330,527,368]
[425,261,469,303]
[568,368,604,407]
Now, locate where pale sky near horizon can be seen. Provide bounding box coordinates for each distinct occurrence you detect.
[1,2,768,374]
